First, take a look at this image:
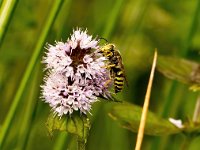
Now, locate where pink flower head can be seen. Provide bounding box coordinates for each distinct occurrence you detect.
[41,28,112,116]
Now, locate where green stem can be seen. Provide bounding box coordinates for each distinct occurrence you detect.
[181,0,200,56]
[77,138,86,150]
[0,0,18,45]
[17,64,41,150]
[193,95,200,123]
[0,0,64,148]
[181,136,193,150]
[102,0,124,38]
[53,133,68,150]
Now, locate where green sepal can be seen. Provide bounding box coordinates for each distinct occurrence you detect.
[46,112,90,144]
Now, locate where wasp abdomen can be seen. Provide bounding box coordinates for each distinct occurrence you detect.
[114,78,124,93]
[114,70,125,93]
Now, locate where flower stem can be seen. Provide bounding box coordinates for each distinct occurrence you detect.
[181,136,193,150]
[77,138,86,150]
[0,0,64,148]
[193,95,200,123]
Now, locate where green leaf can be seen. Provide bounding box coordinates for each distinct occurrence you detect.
[157,55,200,91]
[46,112,90,145]
[108,102,181,136]
[184,124,200,136]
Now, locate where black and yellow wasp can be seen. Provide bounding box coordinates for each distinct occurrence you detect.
[99,43,127,93]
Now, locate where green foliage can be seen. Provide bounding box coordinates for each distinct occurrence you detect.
[183,121,200,137]
[0,0,200,149]
[109,102,200,141]
[157,55,200,91]
[109,102,181,136]
[46,113,90,150]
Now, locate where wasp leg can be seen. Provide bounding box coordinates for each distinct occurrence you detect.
[104,79,112,88]
[103,64,115,69]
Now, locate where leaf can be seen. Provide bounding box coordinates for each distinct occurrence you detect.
[108,102,181,136]
[157,55,200,91]
[184,123,200,135]
[46,112,90,144]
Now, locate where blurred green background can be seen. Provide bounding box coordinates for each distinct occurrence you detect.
[0,0,200,149]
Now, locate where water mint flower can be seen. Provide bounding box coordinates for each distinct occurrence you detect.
[169,118,184,129]
[41,28,112,116]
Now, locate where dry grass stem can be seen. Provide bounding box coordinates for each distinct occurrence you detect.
[135,50,157,150]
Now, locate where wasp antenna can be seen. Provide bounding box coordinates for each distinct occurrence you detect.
[99,37,109,43]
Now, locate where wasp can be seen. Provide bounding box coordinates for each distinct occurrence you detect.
[99,43,127,93]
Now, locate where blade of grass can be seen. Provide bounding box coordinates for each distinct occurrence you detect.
[54,0,72,39]
[193,95,200,123]
[150,1,200,150]
[0,0,64,148]
[181,0,200,57]
[135,50,157,150]
[102,0,124,38]
[17,64,41,150]
[0,0,18,45]
[53,133,69,150]
[126,0,150,35]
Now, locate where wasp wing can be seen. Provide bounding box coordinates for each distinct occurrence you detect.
[98,93,121,102]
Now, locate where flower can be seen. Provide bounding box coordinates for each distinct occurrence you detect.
[169,118,184,129]
[41,28,112,116]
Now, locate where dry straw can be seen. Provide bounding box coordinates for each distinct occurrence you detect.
[135,50,157,150]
